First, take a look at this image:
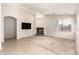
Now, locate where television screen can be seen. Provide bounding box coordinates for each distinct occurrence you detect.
[22,22,31,29]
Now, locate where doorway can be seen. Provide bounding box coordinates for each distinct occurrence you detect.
[4,16,17,40]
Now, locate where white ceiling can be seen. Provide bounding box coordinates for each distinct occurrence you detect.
[21,3,79,15]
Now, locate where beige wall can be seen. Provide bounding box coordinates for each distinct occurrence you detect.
[45,15,56,36]
[1,3,35,42]
[0,3,2,49]
[76,14,79,54]
[2,3,20,42]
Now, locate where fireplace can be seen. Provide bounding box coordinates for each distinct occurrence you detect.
[36,27,44,36]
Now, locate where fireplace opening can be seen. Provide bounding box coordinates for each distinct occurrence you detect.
[36,27,44,36]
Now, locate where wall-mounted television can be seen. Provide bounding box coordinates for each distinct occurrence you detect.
[22,22,31,29]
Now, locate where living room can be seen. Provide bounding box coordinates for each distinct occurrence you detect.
[0,3,79,55]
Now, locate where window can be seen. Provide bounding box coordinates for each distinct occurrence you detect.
[58,16,72,32]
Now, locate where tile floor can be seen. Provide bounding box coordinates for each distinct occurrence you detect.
[0,36,76,55]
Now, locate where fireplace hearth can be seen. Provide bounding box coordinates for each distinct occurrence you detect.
[36,27,44,36]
